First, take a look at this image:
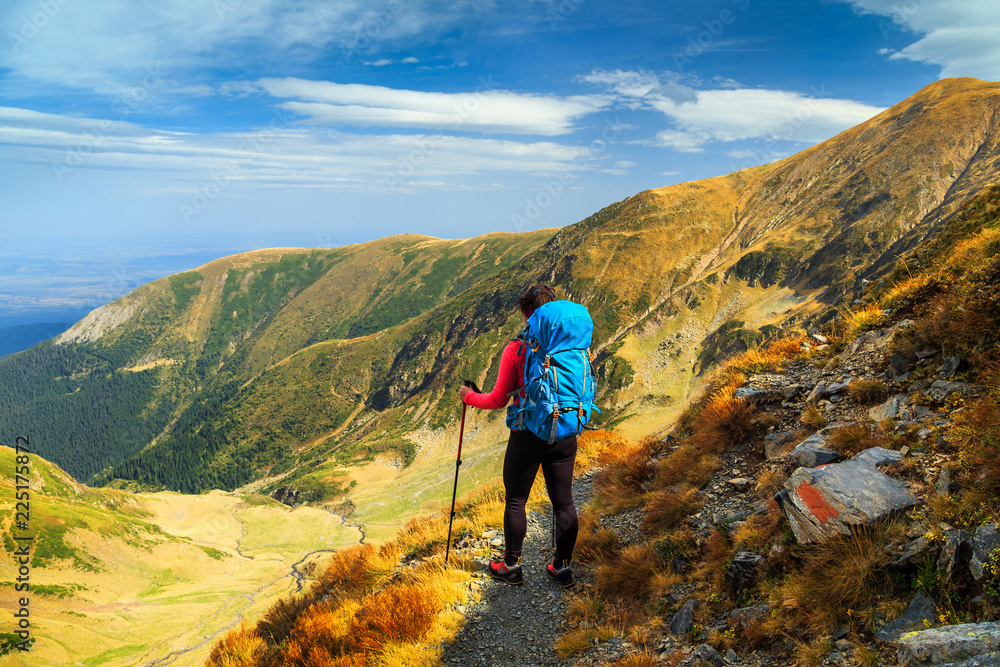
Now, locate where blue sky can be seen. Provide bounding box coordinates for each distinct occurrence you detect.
[1,0,999,323]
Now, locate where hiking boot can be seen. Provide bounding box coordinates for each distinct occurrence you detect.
[547,558,574,588]
[488,558,523,585]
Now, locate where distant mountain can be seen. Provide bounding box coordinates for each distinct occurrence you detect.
[0,322,70,357]
[3,77,999,509]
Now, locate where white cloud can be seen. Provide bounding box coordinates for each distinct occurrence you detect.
[256,77,610,135]
[579,69,662,99]
[647,88,884,151]
[370,59,394,67]
[840,0,1000,79]
[0,106,598,191]
[401,57,420,64]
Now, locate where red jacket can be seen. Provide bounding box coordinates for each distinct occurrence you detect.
[462,340,525,410]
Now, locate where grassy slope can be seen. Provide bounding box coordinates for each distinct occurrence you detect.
[0,446,359,667]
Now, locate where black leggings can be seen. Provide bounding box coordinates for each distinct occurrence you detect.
[502,429,578,563]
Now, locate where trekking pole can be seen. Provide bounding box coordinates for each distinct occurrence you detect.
[446,380,480,565]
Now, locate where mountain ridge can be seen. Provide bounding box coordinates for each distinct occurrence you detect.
[2,77,1000,515]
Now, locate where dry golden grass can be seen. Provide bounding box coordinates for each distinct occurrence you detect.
[602,654,658,667]
[766,527,895,636]
[843,303,889,339]
[731,501,783,552]
[847,379,889,405]
[205,622,268,667]
[256,593,315,646]
[798,403,827,430]
[594,543,667,602]
[954,398,1000,493]
[690,386,757,452]
[754,468,786,500]
[653,444,720,490]
[693,529,731,591]
[592,436,657,511]
[311,542,401,600]
[346,584,443,653]
[642,486,701,534]
[575,510,622,564]
[282,599,362,667]
[577,429,634,472]
[565,593,608,625]
[824,423,877,457]
[880,274,935,309]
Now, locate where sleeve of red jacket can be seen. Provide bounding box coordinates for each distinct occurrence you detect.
[462,340,522,410]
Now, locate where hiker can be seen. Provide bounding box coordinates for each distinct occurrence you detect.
[459,284,594,588]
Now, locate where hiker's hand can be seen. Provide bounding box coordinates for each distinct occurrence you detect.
[459,385,474,402]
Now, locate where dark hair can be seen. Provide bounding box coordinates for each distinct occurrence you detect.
[517,284,556,317]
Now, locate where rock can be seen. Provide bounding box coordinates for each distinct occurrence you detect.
[870,394,913,422]
[938,469,952,497]
[729,477,752,492]
[669,600,697,637]
[807,383,830,403]
[827,379,853,395]
[928,380,979,403]
[889,537,931,570]
[940,653,1000,667]
[788,428,842,467]
[735,386,773,403]
[729,605,770,626]
[915,347,939,360]
[813,333,829,344]
[938,529,973,583]
[775,449,920,544]
[765,431,800,460]
[725,552,765,591]
[969,524,1000,581]
[897,623,1000,667]
[939,356,970,379]
[679,644,726,667]
[892,354,912,376]
[844,320,914,356]
[725,648,738,662]
[876,591,936,641]
[720,509,753,526]
[782,384,805,401]
[851,446,903,467]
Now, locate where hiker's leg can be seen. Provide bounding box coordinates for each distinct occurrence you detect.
[502,429,542,561]
[541,435,578,562]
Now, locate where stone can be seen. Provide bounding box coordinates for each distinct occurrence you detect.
[776,449,920,544]
[729,605,770,625]
[892,354,912,376]
[939,356,970,379]
[938,529,973,583]
[807,383,830,403]
[870,394,914,422]
[851,446,903,467]
[729,477,752,492]
[969,524,1000,581]
[735,386,772,403]
[765,431,800,460]
[938,468,952,497]
[679,644,726,667]
[782,384,804,401]
[940,653,1000,667]
[725,648,738,662]
[876,591,936,641]
[897,623,1000,667]
[915,347,939,360]
[725,552,765,591]
[669,600,697,636]
[788,428,843,467]
[928,380,979,403]
[889,537,932,570]
[813,333,829,344]
[827,379,852,395]
[843,320,914,356]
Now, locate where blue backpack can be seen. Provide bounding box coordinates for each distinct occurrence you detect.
[506,300,599,443]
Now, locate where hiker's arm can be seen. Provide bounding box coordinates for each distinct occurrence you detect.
[461,341,520,409]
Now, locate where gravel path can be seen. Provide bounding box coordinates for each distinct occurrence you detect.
[441,471,595,667]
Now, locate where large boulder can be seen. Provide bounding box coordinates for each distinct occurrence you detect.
[898,623,1000,666]
[870,394,914,423]
[844,320,915,356]
[775,447,918,544]
[940,653,1000,667]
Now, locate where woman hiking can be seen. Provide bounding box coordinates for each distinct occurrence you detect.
[458,284,580,588]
